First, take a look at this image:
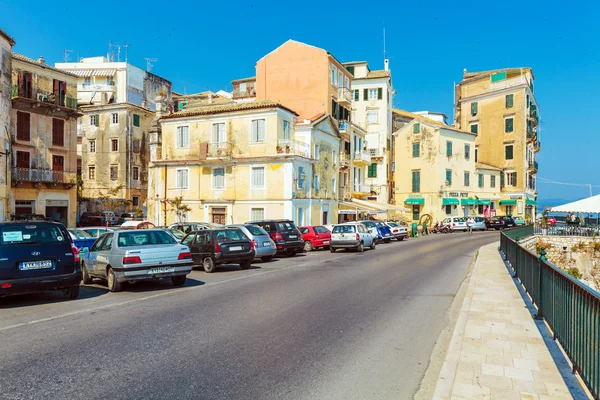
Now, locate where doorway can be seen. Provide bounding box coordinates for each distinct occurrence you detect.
[211,207,226,225]
[322,211,328,225]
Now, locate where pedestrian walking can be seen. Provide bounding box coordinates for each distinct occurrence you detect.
[466,216,475,234]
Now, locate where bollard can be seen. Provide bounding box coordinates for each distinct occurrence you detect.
[534,247,546,320]
[422,222,428,235]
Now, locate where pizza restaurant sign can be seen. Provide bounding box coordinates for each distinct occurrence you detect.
[449,192,469,198]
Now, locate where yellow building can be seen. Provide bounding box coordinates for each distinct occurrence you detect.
[454,68,539,218]
[10,54,79,226]
[148,100,340,226]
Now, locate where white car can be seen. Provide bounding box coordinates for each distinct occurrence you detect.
[329,222,375,253]
[442,217,468,232]
[385,222,408,241]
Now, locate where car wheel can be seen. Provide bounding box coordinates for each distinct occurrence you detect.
[65,285,80,299]
[81,262,93,284]
[357,242,364,252]
[330,247,336,253]
[240,260,252,270]
[203,257,216,273]
[398,237,404,241]
[286,249,297,257]
[107,267,122,292]
[384,238,391,243]
[261,256,273,262]
[171,275,186,286]
[370,240,376,250]
[304,241,313,252]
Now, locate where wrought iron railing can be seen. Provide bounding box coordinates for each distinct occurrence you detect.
[339,120,349,131]
[368,148,384,157]
[78,83,116,91]
[207,142,233,157]
[534,224,600,237]
[501,227,600,399]
[277,139,310,158]
[337,87,352,103]
[11,167,76,184]
[353,150,371,164]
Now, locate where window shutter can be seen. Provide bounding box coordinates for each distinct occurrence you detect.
[413,123,420,134]
[53,79,60,105]
[505,94,513,108]
[471,102,478,115]
[446,141,452,157]
[95,114,99,127]
[363,89,368,101]
[513,172,517,187]
[377,88,383,100]
[258,119,265,141]
[446,170,452,185]
[505,146,513,160]
[505,118,513,132]
[18,72,25,97]
[22,112,30,141]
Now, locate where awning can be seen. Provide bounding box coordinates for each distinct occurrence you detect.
[552,194,600,213]
[69,69,117,77]
[405,198,424,205]
[526,199,537,206]
[442,198,460,205]
[478,200,492,205]
[338,201,385,215]
[352,198,409,213]
[500,200,517,205]
[461,199,478,206]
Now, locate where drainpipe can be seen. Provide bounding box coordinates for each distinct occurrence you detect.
[163,165,167,226]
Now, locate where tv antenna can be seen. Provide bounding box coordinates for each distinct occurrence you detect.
[383,27,386,60]
[112,43,130,62]
[144,58,158,72]
[63,49,73,63]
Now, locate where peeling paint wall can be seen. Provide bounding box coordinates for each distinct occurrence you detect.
[0,36,12,220]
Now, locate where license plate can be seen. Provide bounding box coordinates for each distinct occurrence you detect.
[323,241,330,244]
[230,246,243,251]
[263,242,271,246]
[149,267,175,274]
[289,235,297,239]
[19,260,53,270]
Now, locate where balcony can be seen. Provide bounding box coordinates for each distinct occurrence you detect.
[368,148,384,158]
[529,110,539,126]
[353,183,371,194]
[12,86,78,110]
[338,186,351,201]
[353,150,371,166]
[528,160,538,173]
[277,139,310,158]
[339,120,350,132]
[11,167,76,186]
[232,87,256,99]
[337,87,352,106]
[78,83,116,92]
[208,141,233,158]
[339,151,350,168]
[490,75,528,92]
[534,140,541,152]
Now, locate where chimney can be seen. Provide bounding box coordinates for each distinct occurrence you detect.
[463,68,468,77]
[384,59,389,71]
[37,56,45,65]
[208,94,213,104]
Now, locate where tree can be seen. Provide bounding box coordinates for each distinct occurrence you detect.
[168,196,192,224]
[97,185,131,215]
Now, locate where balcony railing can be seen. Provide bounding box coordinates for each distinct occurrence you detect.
[339,186,351,200]
[12,85,77,110]
[339,120,350,132]
[11,167,76,185]
[528,160,538,172]
[368,148,384,158]
[277,139,310,158]
[78,83,116,92]
[339,151,350,166]
[353,150,371,164]
[353,183,371,193]
[207,141,233,157]
[337,87,352,104]
[490,75,528,91]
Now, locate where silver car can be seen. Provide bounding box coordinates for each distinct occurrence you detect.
[81,229,193,292]
[471,217,487,231]
[76,226,117,238]
[330,222,376,252]
[227,224,277,262]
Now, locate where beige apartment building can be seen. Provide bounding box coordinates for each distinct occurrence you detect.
[454,68,539,219]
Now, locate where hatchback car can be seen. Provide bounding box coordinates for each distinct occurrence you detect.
[0,222,82,299]
[356,220,381,241]
[499,216,517,228]
[385,221,408,240]
[168,222,222,234]
[485,217,504,230]
[442,217,468,232]
[330,223,375,252]
[182,228,255,273]
[247,219,304,256]
[299,225,331,251]
[228,224,276,262]
[471,217,487,231]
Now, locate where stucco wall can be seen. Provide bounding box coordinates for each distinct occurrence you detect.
[0,36,12,220]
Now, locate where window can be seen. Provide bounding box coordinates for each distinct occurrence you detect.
[132,139,140,153]
[505,117,514,133]
[505,144,514,160]
[212,123,226,143]
[52,155,64,171]
[464,144,470,159]
[250,166,265,189]
[313,174,320,191]
[52,118,65,147]
[475,148,478,162]
[446,141,453,157]
[110,165,118,181]
[314,144,320,160]
[506,205,513,216]
[176,168,189,189]
[176,126,189,147]
[88,166,96,180]
[412,143,420,158]
[367,111,378,124]
[470,123,478,134]
[332,177,336,193]
[368,89,378,100]
[331,65,337,86]
[506,172,517,187]
[251,119,264,143]
[368,163,377,177]
[239,83,247,93]
[413,123,420,134]
[283,120,290,140]
[297,166,305,189]
[53,79,67,106]
[412,171,420,193]
[353,89,359,101]
[471,102,478,116]
[251,207,265,221]
[133,114,140,127]
[15,151,30,168]
[90,114,99,127]
[378,88,383,100]
[363,89,368,100]
[505,94,514,108]
[132,196,139,207]
[212,167,225,190]
[132,167,139,181]
[18,72,33,98]
[445,205,452,215]
[464,171,470,186]
[16,111,31,141]
[111,113,118,124]
[445,169,452,186]
[111,139,118,152]
[478,174,484,188]
[89,140,96,153]
[491,175,496,188]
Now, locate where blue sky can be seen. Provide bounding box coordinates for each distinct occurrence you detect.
[1,0,598,202]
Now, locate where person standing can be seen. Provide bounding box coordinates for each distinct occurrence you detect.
[466,216,475,234]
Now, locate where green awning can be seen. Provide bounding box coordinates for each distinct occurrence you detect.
[461,199,478,206]
[442,198,460,206]
[478,200,492,205]
[526,199,537,206]
[405,198,424,205]
[500,200,517,205]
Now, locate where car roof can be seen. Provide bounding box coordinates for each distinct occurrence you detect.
[0,221,64,226]
[247,219,293,223]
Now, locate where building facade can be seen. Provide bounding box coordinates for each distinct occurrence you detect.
[231,77,256,103]
[454,68,539,219]
[10,54,79,226]
[0,29,15,221]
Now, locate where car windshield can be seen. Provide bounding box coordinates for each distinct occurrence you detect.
[117,230,176,247]
[375,222,386,228]
[455,218,466,222]
[169,229,185,240]
[387,222,398,227]
[69,229,93,239]
[277,222,297,232]
[1,224,67,245]
[360,221,375,228]
[333,225,356,233]
[215,229,248,242]
[245,225,268,236]
[299,227,309,234]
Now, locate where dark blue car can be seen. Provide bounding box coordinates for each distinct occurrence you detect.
[373,221,393,243]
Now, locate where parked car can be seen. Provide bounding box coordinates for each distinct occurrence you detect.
[356,220,382,241]
[330,222,375,252]
[485,217,516,230]
[499,216,517,228]
[471,217,487,231]
[299,225,332,251]
[247,219,304,256]
[385,221,408,241]
[120,220,156,230]
[548,217,557,226]
[77,226,117,238]
[442,217,468,232]
[100,211,119,226]
[118,212,141,225]
[78,216,106,227]
[0,222,82,299]
[80,212,97,218]
[168,222,222,234]
[227,224,276,262]
[373,221,393,243]
[513,216,526,226]
[81,229,193,292]
[10,213,47,222]
[182,228,255,273]
[67,229,98,252]
[162,228,186,242]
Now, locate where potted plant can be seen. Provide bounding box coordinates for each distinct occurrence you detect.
[276,145,283,154]
[285,145,291,154]
[541,210,548,235]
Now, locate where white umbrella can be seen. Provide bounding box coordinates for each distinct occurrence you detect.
[551,194,600,213]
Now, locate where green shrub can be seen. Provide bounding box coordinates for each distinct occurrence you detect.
[566,267,582,279]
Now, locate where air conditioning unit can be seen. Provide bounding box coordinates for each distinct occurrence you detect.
[37,93,48,102]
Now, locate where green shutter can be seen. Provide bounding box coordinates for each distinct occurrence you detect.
[346,66,354,76]
[491,72,507,82]
[500,172,505,187]
[412,143,420,157]
[464,144,470,159]
[446,141,453,157]
[470,124,478,134]
[94,114,99,127]
[471,102,478,116]
[464,172,470,186]
[478,174,484,187]
[386,138,390,150]
[505,94,513,108]
[368,163,377,177]
[133,114,140,127]
[505,118,513,132]
[413,123,420,134]
[377,88,383,100]
[446,170,452,185]
[363,89,368,101]
[412,171,420,193]
[505,145,513,160]
[354,90,359,101]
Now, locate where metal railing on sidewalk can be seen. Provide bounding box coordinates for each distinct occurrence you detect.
[500,227,600,399]
[534,223,600,237]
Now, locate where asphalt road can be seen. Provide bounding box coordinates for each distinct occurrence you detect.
[0,231,498,400]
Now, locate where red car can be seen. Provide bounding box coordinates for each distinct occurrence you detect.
[548,217,557,226]
[299,226,332,252]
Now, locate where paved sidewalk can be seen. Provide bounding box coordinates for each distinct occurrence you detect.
[433,242,589,400]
